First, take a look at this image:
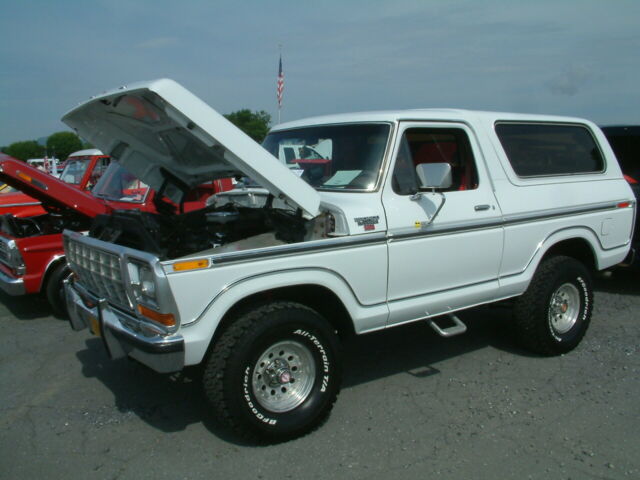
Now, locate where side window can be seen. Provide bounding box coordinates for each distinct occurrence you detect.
[495,123,605,177]
[392,127,479,195]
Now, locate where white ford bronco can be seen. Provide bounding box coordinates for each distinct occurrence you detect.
[62,79,635,441]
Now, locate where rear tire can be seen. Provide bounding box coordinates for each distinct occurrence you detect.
[202,301,341,442]
[45,262,70,318]
[513,255,593,355]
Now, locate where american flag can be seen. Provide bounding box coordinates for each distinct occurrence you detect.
[277,55,284,108]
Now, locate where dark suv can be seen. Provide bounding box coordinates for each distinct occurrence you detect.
[602,126,640,265]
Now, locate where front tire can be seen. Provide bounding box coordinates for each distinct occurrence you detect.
[45,262,70,318]
[513,255,593,355]
[202,301,341,441]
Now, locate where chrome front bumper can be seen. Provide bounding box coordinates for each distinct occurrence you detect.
[65,280,184,373]
[0,268,25,295]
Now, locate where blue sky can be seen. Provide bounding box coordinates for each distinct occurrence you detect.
[1,0,639,146]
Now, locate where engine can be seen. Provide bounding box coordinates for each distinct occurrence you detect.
[89,203,311,260]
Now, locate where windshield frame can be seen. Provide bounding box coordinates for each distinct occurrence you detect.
[263,121,394,193]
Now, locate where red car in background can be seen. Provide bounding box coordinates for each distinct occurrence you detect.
[0,149,111,217]
[0,154,232,315]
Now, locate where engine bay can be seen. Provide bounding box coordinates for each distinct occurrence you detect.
[0,211,91,238]
[89,201,326,260]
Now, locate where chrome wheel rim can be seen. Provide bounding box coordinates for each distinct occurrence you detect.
[549,283,581,334]
[252,340,316,413]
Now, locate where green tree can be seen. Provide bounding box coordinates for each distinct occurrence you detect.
[4,140,45,161]
[46,131,83,161]
[224,109,271,142]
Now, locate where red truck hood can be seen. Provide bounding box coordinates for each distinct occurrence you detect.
[0,153,110,218]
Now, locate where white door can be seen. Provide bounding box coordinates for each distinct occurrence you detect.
[382,122,504,326]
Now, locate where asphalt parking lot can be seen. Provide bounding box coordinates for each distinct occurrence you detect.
[1,271,638,480]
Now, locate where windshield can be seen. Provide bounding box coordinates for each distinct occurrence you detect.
[262,123,391,190]
[60,158,90,185]
[91,162,149,203]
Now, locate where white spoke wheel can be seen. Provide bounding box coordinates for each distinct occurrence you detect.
[252,340,316,413]
[203,301,341,441]
[513,255,593,355]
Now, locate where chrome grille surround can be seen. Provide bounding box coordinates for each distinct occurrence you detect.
[62,230,180,333]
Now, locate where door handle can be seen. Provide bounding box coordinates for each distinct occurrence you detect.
[474,204,490,211]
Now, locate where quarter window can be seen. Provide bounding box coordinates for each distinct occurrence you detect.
[496,123,604,177]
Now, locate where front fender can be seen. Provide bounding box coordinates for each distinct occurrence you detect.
[178,267,389,366]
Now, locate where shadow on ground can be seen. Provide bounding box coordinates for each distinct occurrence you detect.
[74,305,525,445]
[0,290,55,320]
[594,268,640,296]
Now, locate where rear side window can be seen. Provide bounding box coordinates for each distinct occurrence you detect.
[496,123,604,177]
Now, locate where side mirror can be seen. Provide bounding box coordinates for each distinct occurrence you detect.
[415,163,452,190]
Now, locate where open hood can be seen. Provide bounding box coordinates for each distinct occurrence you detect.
[62,79,321,218]
[0,153,110,218]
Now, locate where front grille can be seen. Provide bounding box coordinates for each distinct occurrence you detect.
[65,237,131,310]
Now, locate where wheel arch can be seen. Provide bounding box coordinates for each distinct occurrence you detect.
[540,236,598,272]
[39,254,66,293]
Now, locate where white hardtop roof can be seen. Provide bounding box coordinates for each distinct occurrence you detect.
[272,109,593,131]
[68,148,104,157]
[62,78,320,218]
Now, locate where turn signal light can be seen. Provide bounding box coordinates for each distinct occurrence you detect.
[137,304,176,327]
[172,259,209,272]
[17,172,32,182]
[617,201,632,208]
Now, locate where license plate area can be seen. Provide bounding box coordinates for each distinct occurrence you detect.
[88,314,101,337]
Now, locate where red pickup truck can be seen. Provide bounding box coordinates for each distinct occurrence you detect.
[0,149,111,218]
[0,153,232,315]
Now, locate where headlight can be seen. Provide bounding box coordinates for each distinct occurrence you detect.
[6,240,26,275]
[127,260,158,304]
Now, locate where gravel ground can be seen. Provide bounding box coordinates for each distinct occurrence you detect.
[0,270,638,479]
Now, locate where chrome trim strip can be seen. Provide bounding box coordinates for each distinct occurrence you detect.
[0,202,42,208]
[388,200,631,243]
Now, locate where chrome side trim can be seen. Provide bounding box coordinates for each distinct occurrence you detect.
[0,202,42,208]
[388,200,631,243]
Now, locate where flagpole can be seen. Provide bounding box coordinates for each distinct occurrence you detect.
[277,44,283,124]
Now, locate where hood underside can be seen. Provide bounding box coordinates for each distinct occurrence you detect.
[62,79,321,218]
